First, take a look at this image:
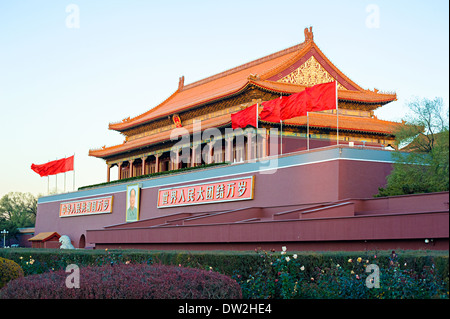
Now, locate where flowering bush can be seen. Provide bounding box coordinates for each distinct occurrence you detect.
[0,257,24,289]
[233,247,308,299]
[0,263,242,299]
[0,248,447,299]
[233,248,449,299]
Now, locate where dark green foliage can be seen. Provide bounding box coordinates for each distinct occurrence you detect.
[377,97,449,197]
[0,192,37,246]
[233,249,449,299]
[0,248,447,299]
[377,138,449,196]
[0,257,24,289]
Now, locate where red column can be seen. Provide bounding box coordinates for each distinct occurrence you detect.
[141,157,146,175]
[129,159,135,178]
[225,136,232,162]
[118,162,122,180]
[106,164,111,182]
[155,154,160,173]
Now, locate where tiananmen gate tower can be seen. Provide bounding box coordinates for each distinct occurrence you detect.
[34,27,449,251]
[89,27,399,182]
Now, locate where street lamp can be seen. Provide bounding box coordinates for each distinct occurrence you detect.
[1,229,8,248]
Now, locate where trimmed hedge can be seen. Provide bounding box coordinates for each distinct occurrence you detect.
[0,248,266,278]
[233,248,449,299]
[0,257,24,289]
[0,263,242,299]
[0,248,447,279]
[0,248,448,299]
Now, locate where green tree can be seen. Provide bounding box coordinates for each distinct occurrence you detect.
[377,97,449,197]
[0,192,37,245]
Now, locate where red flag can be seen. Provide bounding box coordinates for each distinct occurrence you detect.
[280,81,337,121]
[231,103,258,129]
[31,155,74,177]
[304,81,337,113]
[279,91,307,121]
[260,96,286,123]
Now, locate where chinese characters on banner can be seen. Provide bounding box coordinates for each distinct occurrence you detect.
[59,196,113,217]
[157,176,254,208]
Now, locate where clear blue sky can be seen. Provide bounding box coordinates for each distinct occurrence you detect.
[0,0,448,198]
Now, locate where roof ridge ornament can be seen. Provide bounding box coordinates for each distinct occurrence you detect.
[248,73,260,81]
[304,26,313,42]
[178,76,185,91]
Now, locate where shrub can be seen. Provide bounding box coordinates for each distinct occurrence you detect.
[0,248,447,299]
[233,248,449,299]
[0,248,261,278]
[0,263,241,299]
[0,257,24,289]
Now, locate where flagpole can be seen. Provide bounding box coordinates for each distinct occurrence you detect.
[64,154,66,193]
[47,176,50,195]
[280,120,283,155]
[307,112,310,151]
[256,103,259,130]
[256,103,259,160]
[336,81,339,146]
[73,153,76,192]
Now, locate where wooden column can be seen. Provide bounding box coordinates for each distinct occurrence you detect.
[175,149,180,170]
[129,159,135,178]
[191,145,197,167]
[247,130,254,161]
[141,157,146,175]
[169,150,175,171]
[117,162,122,180]
[205,143,211,164]
[106,164,112,182]
[225,136,233,163]
[169,154,174,171]
[257,129,268,159]
[210,142,215,164]
[155,154,160,173]
[235,131,245,162]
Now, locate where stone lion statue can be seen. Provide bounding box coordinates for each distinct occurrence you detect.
[59,235,75,249]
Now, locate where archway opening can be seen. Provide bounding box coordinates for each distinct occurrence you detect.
[79,234,86,249]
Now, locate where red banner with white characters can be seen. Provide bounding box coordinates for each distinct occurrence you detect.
[157,176,254,208]
[59,196,113,217]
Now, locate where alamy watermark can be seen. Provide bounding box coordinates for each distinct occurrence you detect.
[365,4,380,29]
[365,264,380,288]
[169,120,280,175]
[65,4,80,29]
[65,264,80,288]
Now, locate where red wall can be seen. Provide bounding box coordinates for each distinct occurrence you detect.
[88,192,449,251]
[36,155,394,248]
